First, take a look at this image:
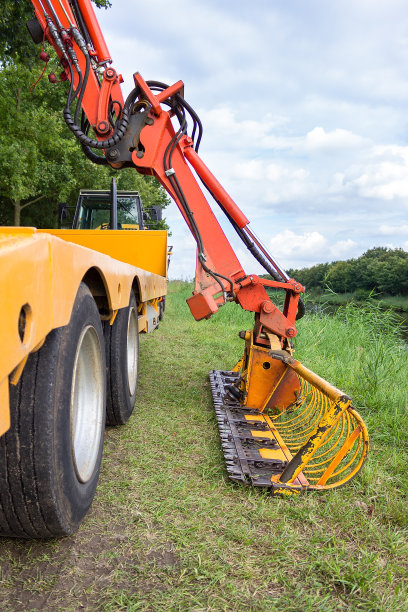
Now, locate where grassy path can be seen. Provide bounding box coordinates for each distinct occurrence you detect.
[0,281,407,611]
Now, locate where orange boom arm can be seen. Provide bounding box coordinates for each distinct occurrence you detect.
[29,0,304,346]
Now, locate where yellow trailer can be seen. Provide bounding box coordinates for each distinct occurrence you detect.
[0,224,167,537]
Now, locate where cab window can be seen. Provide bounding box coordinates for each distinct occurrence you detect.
[77,195,140,229]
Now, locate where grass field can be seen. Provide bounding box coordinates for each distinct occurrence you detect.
[0,281,407,611]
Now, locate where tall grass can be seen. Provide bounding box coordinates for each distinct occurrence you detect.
[295,300,407,439]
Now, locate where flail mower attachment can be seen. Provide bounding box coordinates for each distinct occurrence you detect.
[210,331,369,495]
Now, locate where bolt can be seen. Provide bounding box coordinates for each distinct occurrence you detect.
[286,327,296,337]
[261,300,274,313]
[97,120,110,134]
[108,148,120,161]
[105,68,116,80]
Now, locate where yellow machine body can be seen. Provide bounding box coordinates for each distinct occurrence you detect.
[0,227,167,438]
[41,229,168,277]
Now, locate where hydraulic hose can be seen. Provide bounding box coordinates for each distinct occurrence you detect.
[199,180,306,319]
[63,87,137,149]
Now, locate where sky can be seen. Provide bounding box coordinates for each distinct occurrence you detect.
[97,0,408,280]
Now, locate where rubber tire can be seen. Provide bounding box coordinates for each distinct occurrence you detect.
[0,283,106,539]
[104,292,139,426]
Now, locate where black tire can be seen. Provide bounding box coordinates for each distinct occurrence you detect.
[104,291,139,426]
[158,300,164,321]
[0,283,106,539]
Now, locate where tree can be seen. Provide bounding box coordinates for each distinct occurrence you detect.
[287,262,329,292]
[325,260,354,293]
[0,62,74,225]
[0,61,170,229]
[287,247,408,296]
[0,0,111,64]
[0,1,171,231]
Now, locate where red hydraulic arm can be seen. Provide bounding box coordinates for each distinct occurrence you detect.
[28,0,304,347]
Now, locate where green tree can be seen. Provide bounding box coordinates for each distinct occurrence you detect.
[287,262,329,292]
[325,260,355,293]
[0,61,170,229]
[286,247,408,297]
[0,0,111,64]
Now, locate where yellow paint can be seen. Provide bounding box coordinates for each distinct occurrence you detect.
[317,426,361,486]
[251,430,274,439]
[244,414,264,422]
[231,329,368,491]
[232,356,244,372]
[284,357,348,404]
[0,378,10,436]
[263,413,298,465]
[109,309,118,326]
[259,448,286,460]
[41,229,168,277]
[138,314,147,333]
[272,486,300,497]
[277,394,351,484]
[238,331,298,412]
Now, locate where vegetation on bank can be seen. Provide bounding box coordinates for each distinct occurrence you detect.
[0,281,406,611]
[285,247,408,298]
[310,290,408,313]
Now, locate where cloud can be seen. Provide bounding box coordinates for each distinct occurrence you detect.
[230,160,311,204]
[198,107,293,153]
[332,145,408,201]
[304,127,369,152]
[96,1,408,279]
[379,223,408,236]
[269,230,357,269]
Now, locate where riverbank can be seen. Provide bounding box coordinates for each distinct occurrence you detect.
[309,291,408,312]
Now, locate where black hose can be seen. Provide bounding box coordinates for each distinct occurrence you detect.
[163,128,231,297]
[69,0,92,46]
[80,143,108,164]
[145,80,203,151]
[80,112,108,164]
[74,52,90,125]
[198,179,306,319]
[63,86,136,149]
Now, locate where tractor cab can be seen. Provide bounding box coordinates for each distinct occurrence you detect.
[69,179,162,230]
[73,184,143,230]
